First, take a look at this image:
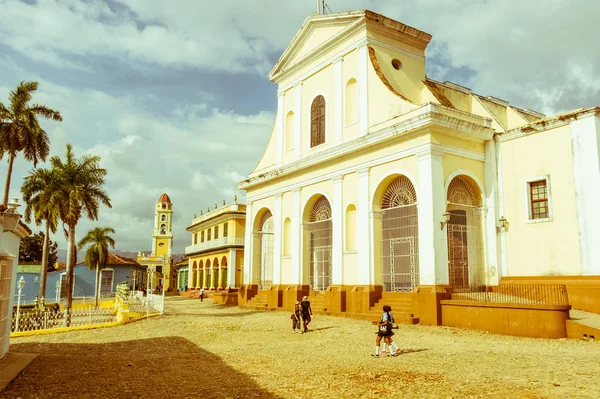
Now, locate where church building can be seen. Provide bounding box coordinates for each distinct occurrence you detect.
[137,193,174,292]
[237,9,600,322]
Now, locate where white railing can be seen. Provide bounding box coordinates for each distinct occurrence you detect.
[11,307,117,332]
[185,236,245,255]
[190,204,243,226]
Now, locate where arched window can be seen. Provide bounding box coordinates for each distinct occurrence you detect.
[345,204,356,251]
[161,214,166,222]
[285,111,294,151]
[310,95,326,148]
[160,224,166,234]
[283,218,291,256]
[345,79,358,125]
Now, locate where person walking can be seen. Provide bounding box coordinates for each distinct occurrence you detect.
[372,305,397,358]
[291,301,302,333]
[300,296,313,333]
[199,287,205,302]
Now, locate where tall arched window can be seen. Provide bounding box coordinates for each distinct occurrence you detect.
[285,111,294,151]
[310,95,326,148]
[161,214,166,222]
[345,78,358,125]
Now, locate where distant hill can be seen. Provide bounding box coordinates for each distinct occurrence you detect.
[57,249,184,264]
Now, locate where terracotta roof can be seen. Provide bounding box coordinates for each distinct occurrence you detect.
[158,193,171,203]
[75,253,143,267]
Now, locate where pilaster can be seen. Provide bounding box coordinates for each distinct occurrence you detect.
[358,44,368,136]
[277,92,284,165]
[243,202,253,285]
[332,176,343,285]
[570,116,600,275]
[357,168,371,285]
[273,194,283,285]
[416,146,448,285]
[291,188,302,284]
[484,139,500,285]
[496,140,509,278]
[333,57,343,145]
[294,82,303,159]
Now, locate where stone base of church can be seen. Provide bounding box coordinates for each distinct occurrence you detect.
[282,285,311,309]
[237,284,259,306]
[413,285,452,326]
[345,285,383,314]
[213,289,239,306]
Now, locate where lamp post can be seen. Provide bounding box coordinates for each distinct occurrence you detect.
[55,280,60,303]
[161,257,166,315]
[1,198,22,233]
[15,276,25,332]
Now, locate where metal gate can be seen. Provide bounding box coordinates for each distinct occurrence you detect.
[254,212,274,290]
[384,236,417,292]
[311,245,332,292]
[447,207,484,291]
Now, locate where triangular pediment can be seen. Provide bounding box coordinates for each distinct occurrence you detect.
[268,11,367,82]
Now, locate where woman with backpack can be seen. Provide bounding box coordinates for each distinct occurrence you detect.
[372,305,400,357]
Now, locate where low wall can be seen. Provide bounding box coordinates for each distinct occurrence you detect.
[213,292,238,306]
[441,300,570,338]
[501,276,600,314]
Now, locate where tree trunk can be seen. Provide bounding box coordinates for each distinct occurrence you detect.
[40,220,50,303]
[95,262,100,309]
[2,154,15,206]
[65,224,76,326]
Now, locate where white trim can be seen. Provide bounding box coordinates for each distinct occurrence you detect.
[273,194,283,285]
[370,169,419,211]
[333,58,343,145]
[291,189,302,284]
[524,175,553,223]
[368,37,425,61]
[484,139,499,285]
[243,202,253,285]
[301,190,333,221]
[444,169,487,204]
[228,249,236,288]
[358,44,368,136]
[496,137,509,279]
[307,91,329,150]
[246,142,484,203]
[357,167,371,284]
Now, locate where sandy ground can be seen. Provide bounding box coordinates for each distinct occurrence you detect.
[2,296,599,399]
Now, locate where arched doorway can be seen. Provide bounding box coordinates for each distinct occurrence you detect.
[191,261,197,289]
[221,256,228,289]
[446,175,484,290]
[213,258,219,289]
[198,260,204,289]
[307,196,332,292]
[254,211,274,290]
[205,259,211,289]
[380,176,419,292]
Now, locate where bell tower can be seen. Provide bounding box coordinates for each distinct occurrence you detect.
[153,193,173,257]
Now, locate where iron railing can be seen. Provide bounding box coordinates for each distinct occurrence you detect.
[450,283,569,306]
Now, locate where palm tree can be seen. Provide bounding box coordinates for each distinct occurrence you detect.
[51,144,111,319]
[78,227,115,308]
[21,167,61,302]
[0,81,62,205]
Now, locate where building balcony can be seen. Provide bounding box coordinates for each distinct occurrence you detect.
[185,236,245,256]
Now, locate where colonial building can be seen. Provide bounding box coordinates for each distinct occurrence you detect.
[237,10,600,320]
[185,201,245,292]
[137,193,174,292]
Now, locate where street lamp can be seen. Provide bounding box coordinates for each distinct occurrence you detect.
[55,280,61,303]
[440,211,452,230]
[15,276,25,332]
[1,197,22,232]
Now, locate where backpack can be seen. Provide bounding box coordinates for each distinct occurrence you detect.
[378,312,392,334]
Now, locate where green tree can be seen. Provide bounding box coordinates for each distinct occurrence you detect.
[78,227,115,308]
[0,81,62,205]
[51,144,111,319]
[18,231,58,271]
[21,167,61,300]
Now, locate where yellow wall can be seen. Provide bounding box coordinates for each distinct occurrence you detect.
[155,238,169,256]
[501,125,581,275]
[291,25,347,62]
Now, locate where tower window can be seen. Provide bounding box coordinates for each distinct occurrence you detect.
[161,215,166,222]
[223,222,228,237]
[391,59,402,70]
[214,225,219,240]
[160,224,166,234]
[159,243,164,247]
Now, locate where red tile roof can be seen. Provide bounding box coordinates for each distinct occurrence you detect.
[158,193,171,203]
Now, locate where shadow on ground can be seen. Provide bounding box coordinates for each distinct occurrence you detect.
[2,337,280,399]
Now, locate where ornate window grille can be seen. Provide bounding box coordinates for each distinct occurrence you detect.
[310,95,326,148]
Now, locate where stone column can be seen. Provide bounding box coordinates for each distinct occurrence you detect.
[228,249,237,288]
[294,82,303,159]
[416,146,448,285]
[331,176,343,285]
[357,168,371,285]
[358,44,368,136]
[273,194,283,285]
[243,202,253,285]
[333,57,343,145]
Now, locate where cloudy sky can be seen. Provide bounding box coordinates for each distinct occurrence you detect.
[1,0,598,254]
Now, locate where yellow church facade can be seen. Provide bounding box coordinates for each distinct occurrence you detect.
[137,193,174,292]
[185,202,246,292]
[237,10,600,318]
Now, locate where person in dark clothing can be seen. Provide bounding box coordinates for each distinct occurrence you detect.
[291,301,302,333]
[300,296,313,333]
[372,305,397,358]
